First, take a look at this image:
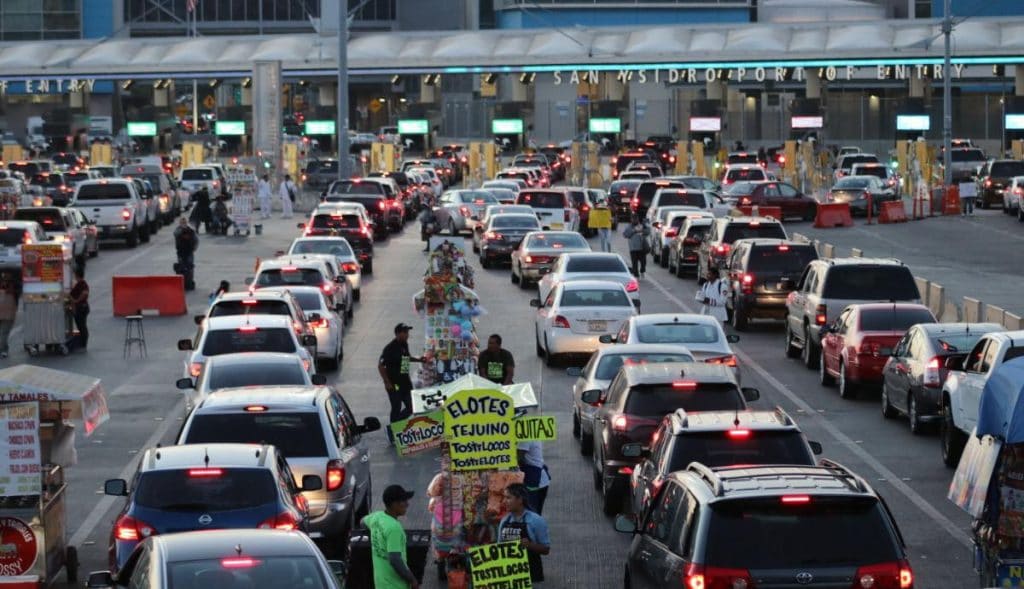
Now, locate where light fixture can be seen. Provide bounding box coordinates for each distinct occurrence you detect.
[519,73,535,84]
[390,75,401,85]
[399,97,407,103]
[377,97,386,103]
[298,80,308,87]
[482,73,497,85]
[241,77,252,89]
[121,80,134,91]
[423,74,440,86]
[208,79,221,88]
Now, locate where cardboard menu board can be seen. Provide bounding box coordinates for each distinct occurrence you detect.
[20,244,64,284]
[469,541,532,589]
[389,410,445,457]
[444,389,516,471]
[0,402,41,496]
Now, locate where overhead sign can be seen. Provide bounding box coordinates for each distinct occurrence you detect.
[492,119,524,135]
[589,118,621,133]
[791,115,824,129]
[896,114,930,131]
[443,389,516,471]
[304,120,336,135]
[0,403,41,497]
[689,117,721,132]
[126,122,157,137]
[389,410,444,457]
[469,542,532,589]
[1007,114,1024,130]
[398,119,430,135]
[514,416,556,441]
[215,120,246,136]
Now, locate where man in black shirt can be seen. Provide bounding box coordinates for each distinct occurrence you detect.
[477,334,515,385]
[379,323,422,439]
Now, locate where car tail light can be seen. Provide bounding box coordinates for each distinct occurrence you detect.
[854,561,913,589]
[564,209,572,222]
[245,405,267,412]
[778,245,789,251]
[377,201,386,210]
[212,181,219,189]
[188,468,223,477]
[553,315,570,329]
[342,262,359,274]
[630,197,638,209]
[672,381,697,389]
[683,563,753,589]
[740,273,754,294]
[321,282,333,295]
[114,515,156,541]
[924,356,943,388]
[323,458,347,491]
[485,231,503,240]
[985,178,992,188]
[626,279,639,292]
[714,244,730,255]
[665,228,678,238]
[727,429,750,439]
[239,325,258,332]
[189,362,203,377]
[705,355,738,368]
[683,237,700,246]
[258,511,299,531]
[460,205,471,217]
[221,558,262,569]
[815,304,828,325]
[612,415,630,431]
[310,317,328,329]
[121,208,132,220]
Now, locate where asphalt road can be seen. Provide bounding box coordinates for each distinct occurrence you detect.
[28,207,981,588]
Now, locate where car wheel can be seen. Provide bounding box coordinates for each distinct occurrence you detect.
[602,476,625,516]
[448,220,457,236]
[1018,205,1024,223]
[580,426,593,455]
[837,360,856,399]
[126,226,139,248]
[667,253,676,274]
[139,223,150,243]
[363,260,373,275]
[544,336,557,367]
[511,269,519,284]
[518,275,530,290]
[572,413,580,439]
[353,289,361,302]
[785,325,800,358]
[592,454,603,490]
[908,393,925,435]
[802,325,819,368]
[819,350,835,386]
[535,328,544,357]
[881,383,898,418]
[941,402,967,467]
[480,255,489,269]
[731,302,748,331]
[659,247,669,267]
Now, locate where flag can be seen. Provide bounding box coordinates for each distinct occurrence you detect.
[186,0,197,12]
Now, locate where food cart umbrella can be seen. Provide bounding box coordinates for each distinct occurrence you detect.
[412,373,537,415]
[0,364,109,435]
[976,357,1024,443]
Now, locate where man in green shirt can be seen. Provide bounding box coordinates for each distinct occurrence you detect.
[362,485,419,589]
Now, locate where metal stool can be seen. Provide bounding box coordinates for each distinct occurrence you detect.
[123,315,147,359]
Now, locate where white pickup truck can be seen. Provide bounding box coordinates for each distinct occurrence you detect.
[941,329,1024,466]
[71,179,149,248]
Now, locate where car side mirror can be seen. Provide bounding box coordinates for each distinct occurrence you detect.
[175,378,194,390]
[361,416,382,433]
[86,571,115,589]
[621,442,648,458]
[311,374,327,386]
[529,299,541,307]
[193,314,205,325]
[103,479,128,496]
[809,441,823,455]
[726,334,740,343]
[599,334,616,344]
[177,339,193,351]
[565,367,583,377]
[302,335,318,347]
[301,474,323,492]
[613,514,638,534]
[741,387,760,402]
[581,389,603,405]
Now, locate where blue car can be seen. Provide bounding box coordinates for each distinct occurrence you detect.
[103,443,320,572]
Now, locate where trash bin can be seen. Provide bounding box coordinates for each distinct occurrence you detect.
[348,528,431,587]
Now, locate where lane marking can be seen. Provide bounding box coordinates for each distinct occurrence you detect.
[68,397,184,547]
[643,274,972,549]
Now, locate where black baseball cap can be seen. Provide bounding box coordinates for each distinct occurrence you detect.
[383,484,415,505]
[394,323,414,334]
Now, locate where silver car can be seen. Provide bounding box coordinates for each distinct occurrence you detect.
[567,343,695,455]
[288,236,364,300]
[176,352,325,416]
[270,285,345,371]
[434,189,499,235]
[0,221,50,270]
[510,230,591,288]
[473,204,536,252]
[537,252,638,305]
[606,313,742,381]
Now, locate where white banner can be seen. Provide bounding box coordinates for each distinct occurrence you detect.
[0,403,40,496]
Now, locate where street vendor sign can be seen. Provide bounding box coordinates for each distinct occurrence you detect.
[469,541,532,589]
[444,389,516,471]
[20,244,64,284]
[389,410,445,457]
[0,403,40,496]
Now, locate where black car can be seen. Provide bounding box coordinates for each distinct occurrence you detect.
[368,171,418,219]
[631,179,688,218]
[612,152,660,180]
[724,239,818,330]
[303,159,344,191]
[29,172,73,205]
[977,159,1024,208]
[322,187,389,240]
[478,213,541,268]
[608,180,642,220]
[697,217,788,281]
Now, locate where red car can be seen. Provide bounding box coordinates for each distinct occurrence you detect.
[731,181,817,222]
[819,303,936,399]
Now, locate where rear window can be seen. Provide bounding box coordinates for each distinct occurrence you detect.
[312,214,360,230]
[329,181,385,195]
[559,289,630,307]
[859,307,935,331]
[256,268,323,287]
[728,154,759,164]
[724,181,761,196]
[705,498,898,569]
[667,430,815,471]
[721,222,786,243]
[14,210,64,230]
[291,291,324,311]
[609,181,641,196]
[208,362,306,390]
[9,163,39,177]
[840,155,880,169]
[201,328,297,355]
[492,216,540,230]
[990,161,1024,177]
[636,183,685,207]
[134,468,277,510]
[951,149,986,162]
[64,173,90,184]
[182,169,213,180]
[209,300,291,318]
[183,413,327,457]
[517,192,566,208]
[624,383,744,416]
[0,229,26,247]
[595,353,694,380]
[930,333,985,354]
[140,175,164,189]
[307,160,338,173]
[565,257,627,273]
[656,191,705,208]
[834,178,872,189]
[1005,347,1024,362]
[685,225,711,240]
[31,174,63,186]
[525,233,587,249]
[725,168,766,182]
[615,154,655,171]
[746,246,817,274]
[853,166,887,179]
[325,196,384,211]
[821,266,919,300]
[291,239,353,257]
[76,183,130,200]
[168,556,329,589]
[636,322,720,344]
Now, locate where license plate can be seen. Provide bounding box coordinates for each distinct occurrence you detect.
[549,223,564,229]
[621,196,631,203]
[588,320,607,332]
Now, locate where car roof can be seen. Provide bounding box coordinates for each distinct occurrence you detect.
[215,290,291,302]
[813,256,904,267]
[669,408,799,434]
[490,213,541,222]
[139,442,274,472]
[262,285,323,297]
[153,530,319,562]
[719,216,781,225]
[733,238,811,248]
[203,315,293,330]
[560,279,629,291]
[978,329,1024,341]
[259,258,329,270]
[198,386,326,411]
[850,302,930,312]
[0,221,41,229]
[562,252,621,261]
[618,362,736,386]
[677,463,875,503]
[205,352,304,367]
[593,343,694,357]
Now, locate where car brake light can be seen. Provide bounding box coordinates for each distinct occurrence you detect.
[985,179,992,187]
[460,205,470,216]
[683,563,753,589]
[245,405,267,412]
[854,561,914,589]
[612,415,629,431]
[342,262,359,274]
[924,356,943,388]
[683,237,700,246]
[121,208,132,220]
[778,244,789,251]
[714,244,730,255]
[815,304,828,326]
[221,558,261,569]
[553,315,570,329]
[705,355,738,368]
[485,231,503,240]
[781,494,811,504]
[258,512,299,531]
[378,201,386,210]
[672,381,697,389]
[740,273,754,294]
[188,468,223,477]
[327,459,346,491]
[665,228,678,238]
[114,515,156,542]
[241,299,258,305]
[321,282,333,294]
[239,325,258,332]
[727,429,751,439]
[189,362,203,377]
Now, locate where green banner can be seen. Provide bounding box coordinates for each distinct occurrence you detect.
[469,541,532,589]
[444,389,516,471]
[514,416,556,441]
[389,410,445,457]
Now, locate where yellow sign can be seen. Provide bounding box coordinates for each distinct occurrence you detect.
[89,143,112,166]
[587,208,612,230]
[469,542,532,589]
[2,145,24,165]
[368,100,383,114]
[443,389,516,471]
[515,416,556,441]
[203,95,216,110]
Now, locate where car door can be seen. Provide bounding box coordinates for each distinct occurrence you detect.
[632,482,689,589]
[962,339,998,431]
[822,307,852,373]
[885,331,913,413]
[330,392,371,506]
[777,183,807,217]
[759,183,782,209]
[787,266,813,337]
[536,286,557,340]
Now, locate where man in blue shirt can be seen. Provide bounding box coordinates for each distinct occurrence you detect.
[497,483,550,582]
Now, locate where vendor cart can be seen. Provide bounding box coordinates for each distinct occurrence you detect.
[20,244,73,356]
[226,167,256,236]
[0,365,110,588]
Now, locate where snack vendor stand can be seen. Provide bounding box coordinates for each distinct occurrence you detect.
[20,244,73,356]
[225,166,256,236]
[0,365,110,588]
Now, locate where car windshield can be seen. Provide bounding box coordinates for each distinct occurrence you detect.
[721,223,786,243]
[0,229,26,247]
[517,192,565,208]
[330,182,384,195]
[201,328,297,355]
[182,169,213,180]
[565,257,627,273]
[624,383,744,416]
[930,333,986,354]
[667,431,814,471]
[168,556,329,589]
[990,161,1024,177]
[859,307,935,331]
[134,468,277,511]
[559,289,630,307]
[291,240,353,257]
[312,214,360,230]
[705,498,898,569]
[76,183,130,200]
[290,291,325,311]
[210,300,291,317]
[14,210,64,230]
[526,233,587,249]
[726,169,765,182]
[595,353,694,380]
[821,266,919,300]
[951,149,986,162]
[636,322,720,344]
[492,217,540,230]
[183,413,327,457]
[256,268,323,287]
[657,191,705,208]
[747,246,817,273]
[208,362,307,390]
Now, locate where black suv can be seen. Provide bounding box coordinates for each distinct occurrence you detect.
[977,159,1024,208]
[697,216,788,282]
[630,179,688,218]
[581,363,759,516]
[625,408,821,516]
[724,239,818,330]
[616,463,913,589]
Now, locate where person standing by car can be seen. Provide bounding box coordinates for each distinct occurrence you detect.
[477,334,515,385]
[379,323,422,442]
[498,483,551,583]
[0,272,19,358]
[623,217,650,278]
[518,440,550,515]
[589,198,613,253]
[68,268,89,350]
[419,205,437,253]
[697,267,728,323]
[190,186,212,233]
[278,174,296,219]
[174,217,199,291]
[257,174,273,219]
[959,179,978,216]
[362,485,420,589]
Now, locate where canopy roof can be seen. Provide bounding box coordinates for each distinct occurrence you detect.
[0,365,108,435]
[0,17,1023,79]
[977,357,1024,444]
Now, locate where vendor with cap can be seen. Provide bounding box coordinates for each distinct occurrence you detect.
[379,323,423,440]
[362,485,419,589]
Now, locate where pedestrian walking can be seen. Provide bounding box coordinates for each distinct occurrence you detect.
[378,323,422,441]
[279,174,296,218]
[498,483,551,583]
[174,217,199,291]
[697,267,729,323]
[0,272,19,358]
[362,485,420,589]
[477,334,515,385]
[68,268,89,350]
[623,217,650,278]
[959,180,978,216]
[589,199,613,252]
[517,440,550,515]
[190,186,212,233]
[419,205,437,252]
[257,174,273,219]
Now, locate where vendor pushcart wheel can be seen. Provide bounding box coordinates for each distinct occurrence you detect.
[65,545,79,583]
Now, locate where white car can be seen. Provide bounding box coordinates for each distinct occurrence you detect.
[177,314,318,380]
[282,254,353,321]
[264,285,344,371]
[532,280,640,366]
[1004,176,1024,214]
[511,230,592,287]
[537,252,637,305]
[605,313,741,380]
[408,167,442,197]
[288,236,363,300]
[482,180,522,194]
[249,257,346,319]
[721,164,768,188]
[175,352,325,415]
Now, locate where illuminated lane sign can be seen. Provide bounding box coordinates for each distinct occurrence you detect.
[398,119,430,134]
[896,115,930,131]
[492,119,523,135]
[215,121,245,136]
[126,122,157,137]
[589,118,621,133]
[304,120,335,135]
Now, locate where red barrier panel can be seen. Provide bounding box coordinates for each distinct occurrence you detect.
[112,275,187,317]
[878,200,908,224]
[736,205,783,219]
[813,203,854,228]
[943,185,961,215]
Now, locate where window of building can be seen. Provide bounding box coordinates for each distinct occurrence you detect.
[1,0,80,41]
[915,0,932,18]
